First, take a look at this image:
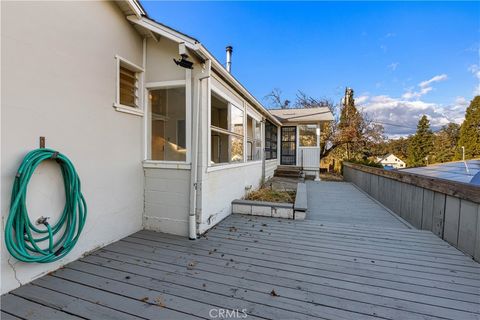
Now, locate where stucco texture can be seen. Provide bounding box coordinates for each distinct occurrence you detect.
[1,1,144,293]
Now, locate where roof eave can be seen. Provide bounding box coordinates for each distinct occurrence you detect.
[125,0,146,18]
[123,14,281,126]
[197,44,282,126]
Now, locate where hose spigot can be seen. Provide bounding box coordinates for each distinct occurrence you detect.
[36,216,50,226]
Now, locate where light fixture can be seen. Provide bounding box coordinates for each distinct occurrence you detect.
[173,54,193,69]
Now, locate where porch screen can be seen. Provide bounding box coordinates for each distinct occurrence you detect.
[247,116,261,161]
[299,124,318,147]
[210,92,244,164]
[265,120,277,160]
[148,86,186,161]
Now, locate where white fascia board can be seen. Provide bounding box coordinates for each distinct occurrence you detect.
[197,45,282,127]
[127,16,199,49]
[126,0,146,18]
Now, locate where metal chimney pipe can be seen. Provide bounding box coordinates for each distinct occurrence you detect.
[226,46,233,73]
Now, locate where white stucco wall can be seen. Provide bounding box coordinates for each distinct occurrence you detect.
[199,163,263,233]
[195,72,280,234]
[1,1,144,294]
[145,38,185,83]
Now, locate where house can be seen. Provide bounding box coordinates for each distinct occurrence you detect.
[1,0,333,294]
[376,153,406,169]
[269,108,333,176]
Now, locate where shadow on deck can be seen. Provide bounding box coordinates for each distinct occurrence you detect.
[2,182,480,320]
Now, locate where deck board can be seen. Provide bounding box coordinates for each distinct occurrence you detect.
[306,181,411,228]
[2,181,479,319]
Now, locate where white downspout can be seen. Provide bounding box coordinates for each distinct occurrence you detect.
[189,83,199,239]
[189,60,211,240]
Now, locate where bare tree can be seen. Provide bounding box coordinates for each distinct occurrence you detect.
[264,88,384,160]
[264,88,290,109]
[294,91,334,109]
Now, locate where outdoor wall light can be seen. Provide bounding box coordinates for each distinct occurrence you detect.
[173,54,193,69]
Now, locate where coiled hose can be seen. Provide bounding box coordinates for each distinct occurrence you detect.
[5,148,87,263]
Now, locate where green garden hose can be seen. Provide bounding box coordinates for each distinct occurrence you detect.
[5,148,87,263]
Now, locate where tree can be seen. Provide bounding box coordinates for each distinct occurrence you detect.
[407,115,434,167]
[456,96,480,159]
[371,137,410,161]
[336,88,385,159]
[431,122,460,163]
[264,88,290,109]
[294,91,333,109]
[264,87,384,162]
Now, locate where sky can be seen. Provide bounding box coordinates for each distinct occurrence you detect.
[141,1,480,137]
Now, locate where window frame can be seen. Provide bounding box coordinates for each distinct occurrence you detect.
[246,113,262,162]
[144,79,190,164]
[113,55,145,116]
[265,120,278,160]
[298,124,319,148]
[209,87,246,166]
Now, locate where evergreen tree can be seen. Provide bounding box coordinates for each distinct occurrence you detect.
[457,96,480,159]
[407,115,434,167]
[338,88,363,159]
[432,122,460,163]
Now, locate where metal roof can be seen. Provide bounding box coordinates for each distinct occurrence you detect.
[400,159,480,185]
[268,107,334,124]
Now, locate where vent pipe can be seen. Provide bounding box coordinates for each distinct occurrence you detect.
[226,46,233,73]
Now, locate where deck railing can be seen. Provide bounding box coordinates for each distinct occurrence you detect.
[343,162,480,261]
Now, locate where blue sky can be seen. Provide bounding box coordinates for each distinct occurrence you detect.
[141,1,480,137]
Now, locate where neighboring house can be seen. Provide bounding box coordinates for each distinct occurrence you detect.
[376,153,406,169]
[1,0,333,294]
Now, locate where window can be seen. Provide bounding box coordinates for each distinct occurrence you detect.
[265,120,278,160]
[299,124,318,147]
[119,66,138,107]
[114,56,144,114]
[247,116,262,161]
[148,86,186,161]
[210,92,244,164]
[177,120,186,149]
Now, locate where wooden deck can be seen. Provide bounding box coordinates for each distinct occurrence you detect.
[306,181,410,228]
[2,182,480,319]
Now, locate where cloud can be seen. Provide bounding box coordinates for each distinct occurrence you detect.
[419,74,448,88]
[401,74,448,100]
[468,64,480,95]
[356,94,466,137]
[388,62,399,71]
[355,95,369,105]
